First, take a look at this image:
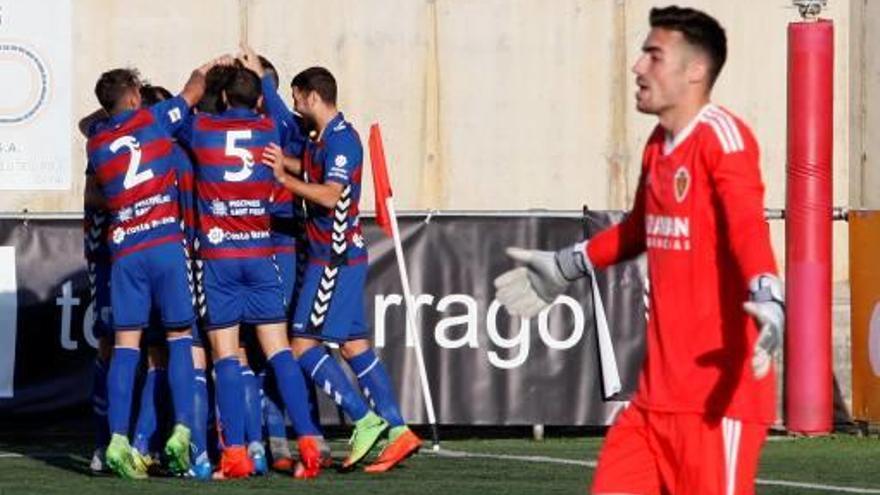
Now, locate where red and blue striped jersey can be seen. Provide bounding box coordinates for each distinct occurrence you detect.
[269,183,297,255]
[258,74,307,255]
[181,107,288,260]
[301,113,366,265]
[173,144,197,249]
[85,97,190,259]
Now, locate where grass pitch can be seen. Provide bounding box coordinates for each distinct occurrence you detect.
[1,433,879,494]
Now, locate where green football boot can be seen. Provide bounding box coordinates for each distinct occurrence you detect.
[342,411,388,469]
[164,423,192,475]
[105,434,148,480]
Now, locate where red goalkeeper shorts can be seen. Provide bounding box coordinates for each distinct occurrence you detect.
[591,403,768,495]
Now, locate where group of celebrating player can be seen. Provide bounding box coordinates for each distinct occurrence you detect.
[80,3,788,492]
[82,44,421,481]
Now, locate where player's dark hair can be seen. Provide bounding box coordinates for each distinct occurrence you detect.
[223,66,263,109]
[291,67,337,105]
[650,5,727,87]
[198,65,235,114]
[139,84,172,106]
[94,68,141,112]
[259,55,279,90]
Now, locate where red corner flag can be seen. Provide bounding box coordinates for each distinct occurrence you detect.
[369,123,394,238]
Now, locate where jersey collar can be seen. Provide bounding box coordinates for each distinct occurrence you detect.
[221,107,259,119]
[318,112,345,142]
[106,109,136,128]
[662,103,713,156]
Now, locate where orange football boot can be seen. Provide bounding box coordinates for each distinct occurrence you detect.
[272,456,293,473]
[364,429,422,473]
[218,446,253,479]
[293,436,321,479]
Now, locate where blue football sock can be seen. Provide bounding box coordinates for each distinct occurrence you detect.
[91,358,110,449]
[348,349,405,428]
[241,364,263,444]
[192,368,209,462]
[167,336,195,428]
[268,350,321,437]
[133,368,159,453]
[206,372,220,460]
[298,346,369,423]
[214,356,245,447]
[261,370,288,440]
[153,368,171,452]
[108,347,140,436]
[303,369,324,434]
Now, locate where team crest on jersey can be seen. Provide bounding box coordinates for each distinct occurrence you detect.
[353,233,365,249]
[112,227,125,245]
[207,227,225,245]
[118,207,133,223]
[334,154,348,168]
[673,166,690,203]
[211,200,228,217]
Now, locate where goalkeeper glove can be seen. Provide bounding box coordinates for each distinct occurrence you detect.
[493,241,592,318]
[743,274,785,379]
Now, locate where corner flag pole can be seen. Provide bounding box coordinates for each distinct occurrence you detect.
[386,197,440,450]
[369,123,440,450]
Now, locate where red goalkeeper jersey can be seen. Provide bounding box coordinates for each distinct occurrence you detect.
[587,104,777,423]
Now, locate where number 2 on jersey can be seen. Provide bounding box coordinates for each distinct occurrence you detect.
[111,135,154,190]
[224,130,254,182]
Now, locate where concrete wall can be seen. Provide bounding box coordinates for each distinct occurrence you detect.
[857,0,880,209]
[1,0,868,419]
[4,0,862,283]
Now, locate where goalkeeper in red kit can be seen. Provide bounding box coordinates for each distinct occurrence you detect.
[495,6,784,495]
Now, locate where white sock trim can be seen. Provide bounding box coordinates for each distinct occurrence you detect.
[355,357,380,379]
[310,354,330,379]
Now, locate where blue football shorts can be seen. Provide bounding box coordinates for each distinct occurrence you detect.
[291,262,367,342]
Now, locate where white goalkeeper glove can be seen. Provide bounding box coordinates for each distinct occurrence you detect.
[743,274,785,379]
[493,241,592,318]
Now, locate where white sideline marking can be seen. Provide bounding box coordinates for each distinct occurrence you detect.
[0,452,79,459]
[431,448,880,494]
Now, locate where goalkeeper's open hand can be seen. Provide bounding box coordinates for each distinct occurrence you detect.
[743,274,785,379]
[493,243,591,318]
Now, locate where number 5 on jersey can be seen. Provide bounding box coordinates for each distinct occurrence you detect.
[224,130,254,182]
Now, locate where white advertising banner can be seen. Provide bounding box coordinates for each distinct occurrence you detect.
[0,0,71,190]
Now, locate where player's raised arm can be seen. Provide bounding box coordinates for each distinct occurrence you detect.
[180,54,235,108]
[237,44,305,155]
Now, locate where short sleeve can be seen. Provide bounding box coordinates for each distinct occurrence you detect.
[149,95,190,136]
[323,135,361,186]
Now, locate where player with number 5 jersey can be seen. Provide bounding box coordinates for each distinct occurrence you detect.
[178,62,324,480]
